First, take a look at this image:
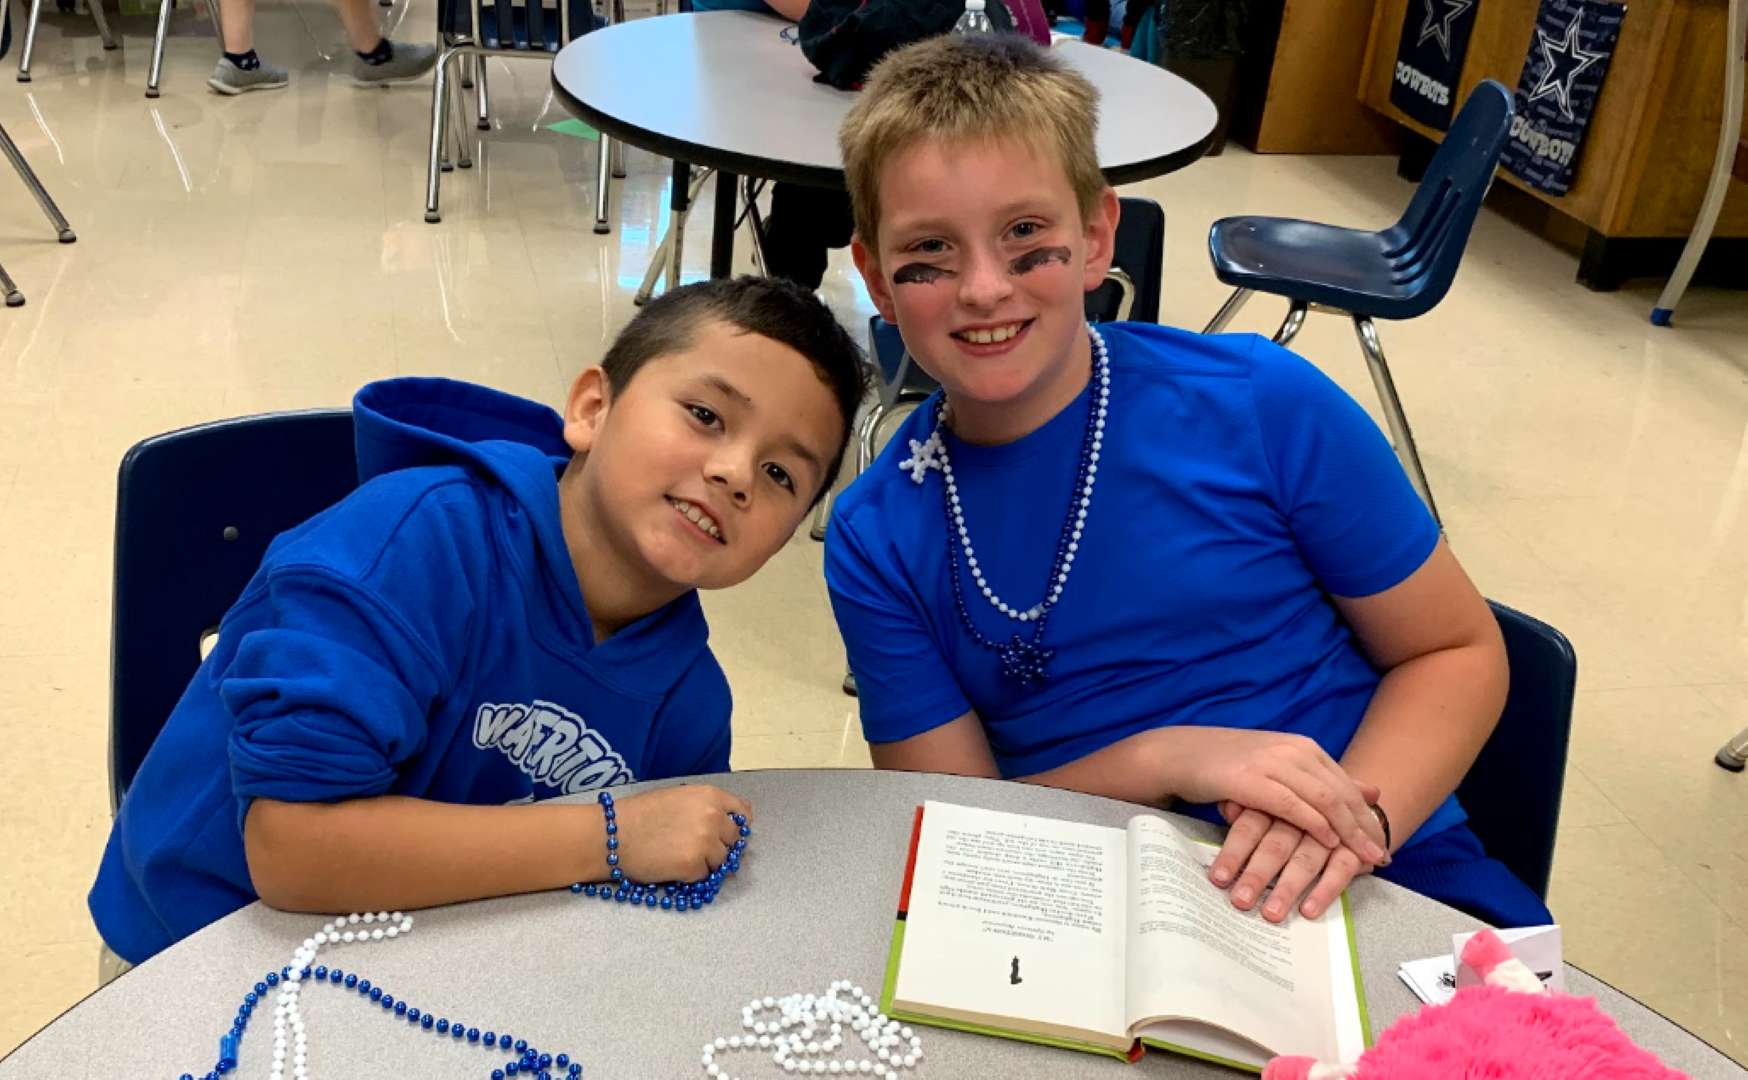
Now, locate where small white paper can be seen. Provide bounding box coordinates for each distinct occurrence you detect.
[1453,925,1564,993]
[1398,956,1457,1005]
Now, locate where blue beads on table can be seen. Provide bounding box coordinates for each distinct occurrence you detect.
[369,986,383,1002]
[312,966,327,980]
[408,1007,421,1023]
[395,1000,408,1016]
[344,973,359,989]
[421,1013,436,1030]
[358,979,373,995]
[485,1032,498,1047]
[493,1072,506,1080]
[515,1039,529,1053]
[264,972,279,987]
[328,968,343,984]
[436,1018,450,1034]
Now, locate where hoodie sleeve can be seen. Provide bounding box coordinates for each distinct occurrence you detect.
[217,480,485,817]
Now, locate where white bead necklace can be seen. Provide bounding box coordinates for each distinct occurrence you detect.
[270,910,415,1080]
[700,980,924,1079]
[903,326,1110,625]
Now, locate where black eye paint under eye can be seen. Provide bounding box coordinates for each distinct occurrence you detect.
[893,263,956,286]
[1009,246,1073,276]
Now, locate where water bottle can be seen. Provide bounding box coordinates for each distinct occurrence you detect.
[953,0,995,35]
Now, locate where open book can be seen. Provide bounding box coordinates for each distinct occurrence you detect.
[882,801,1371,1071]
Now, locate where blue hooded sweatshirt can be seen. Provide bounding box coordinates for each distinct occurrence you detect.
[89,378,732,963]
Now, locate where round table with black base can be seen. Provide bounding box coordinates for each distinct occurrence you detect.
[551,11,1220,280]
[4,770,1743,1078]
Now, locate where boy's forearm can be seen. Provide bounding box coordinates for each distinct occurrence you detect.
[1019,728,1176,808]
[244,796,611,913]
[1339,641,1506,848]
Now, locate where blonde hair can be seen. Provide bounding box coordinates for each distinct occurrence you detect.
[839,35,1104,249]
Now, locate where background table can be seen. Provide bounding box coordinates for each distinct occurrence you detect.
[5,770,1743,1078]
[551,11,1220,277]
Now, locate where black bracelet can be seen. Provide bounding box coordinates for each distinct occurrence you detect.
[1368,802,1392,852]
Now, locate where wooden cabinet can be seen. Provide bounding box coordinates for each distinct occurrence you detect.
[1358,0,1748,287]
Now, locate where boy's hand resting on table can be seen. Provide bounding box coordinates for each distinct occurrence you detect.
[610,785,754,884]
[1153,727,1387,864]
[1209,802,1374,924]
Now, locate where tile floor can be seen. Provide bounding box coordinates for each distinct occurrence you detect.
[1,0,1746,1065]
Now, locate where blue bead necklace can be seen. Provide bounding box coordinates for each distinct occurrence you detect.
[569,790,751,910]
[177,912,583,1080]
[178,791,752,1080]
[903,326,1110,688]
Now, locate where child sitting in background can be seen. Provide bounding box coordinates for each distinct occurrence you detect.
[91,277,867,964]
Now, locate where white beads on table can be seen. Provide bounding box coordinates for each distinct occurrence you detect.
[701,980,923,1080]
[266,911,415,1080]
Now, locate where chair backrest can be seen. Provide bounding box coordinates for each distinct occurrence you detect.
[1381,80,1513,318]
[109,410,360,813]
[1088,196,1165,324]
[873,195,1166,391]
[442,0,596,51]
[1454,600,1577,900]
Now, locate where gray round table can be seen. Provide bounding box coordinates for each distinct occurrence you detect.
[551,10,1219,275]
[5,770,1743,1078]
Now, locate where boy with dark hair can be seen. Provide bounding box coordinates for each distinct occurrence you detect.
[92,276,869,963]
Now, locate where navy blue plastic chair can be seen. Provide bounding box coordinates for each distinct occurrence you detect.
[1202,80,1514,530]
[109,411,359,814]
[1456,601,1577,901]
[425,0,603,223]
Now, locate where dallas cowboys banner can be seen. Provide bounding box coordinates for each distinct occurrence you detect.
[1391,0,1482,130]
[1500,0,1626,195]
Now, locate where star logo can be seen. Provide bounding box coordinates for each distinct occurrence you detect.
[1417,0,1474,61]
[1527,10,1603,121]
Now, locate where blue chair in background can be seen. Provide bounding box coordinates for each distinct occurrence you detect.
[1457,601,1577,901]
[109,410,359,814]
[425,0,606,224]
[1201,80,1514,529]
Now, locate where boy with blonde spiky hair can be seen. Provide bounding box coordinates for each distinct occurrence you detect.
[826,35,1551,929]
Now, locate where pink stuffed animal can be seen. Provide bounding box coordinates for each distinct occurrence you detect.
[1264,929,1686,1080]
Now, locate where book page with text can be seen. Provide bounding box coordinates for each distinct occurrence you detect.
[893,802,1129,1044]
[1123,815,1339,1062]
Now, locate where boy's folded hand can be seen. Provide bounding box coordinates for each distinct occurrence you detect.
[609,785,755,884]
[1209,804,1375,924]
[1151,727,1387,862]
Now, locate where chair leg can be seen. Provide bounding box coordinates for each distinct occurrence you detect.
[1272,301,1308,347]
[593,134,613,235]
[18,0,46,82]
[146,0,174,97]
[1202,287,1253,334]
[742,176,768,276]
[0,255,25,308]
[808,489,834,541]
[1353,315,1441,528]
[610,135,625,179]
[474,58,490,130]
[424,50,456,223]
[449,68,473,170]
[634,225,671,305]
[0,122,76,243]
[89,0,118,50]
[1718,725,1748,772]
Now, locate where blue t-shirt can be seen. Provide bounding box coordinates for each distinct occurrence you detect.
[90,378,732,963]
[826,324,1460,844]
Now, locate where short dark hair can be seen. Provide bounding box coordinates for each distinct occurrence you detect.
[600,276,869,505]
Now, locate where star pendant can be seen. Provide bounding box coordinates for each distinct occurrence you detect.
[997,634,1054,688]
